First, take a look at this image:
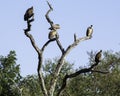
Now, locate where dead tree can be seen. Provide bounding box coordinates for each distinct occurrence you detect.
[24,1,108,96]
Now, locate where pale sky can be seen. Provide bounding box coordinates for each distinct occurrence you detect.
[0,0,120,76]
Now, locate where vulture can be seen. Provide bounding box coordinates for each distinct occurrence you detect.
[24,6,34,21]
[95,50,102,63]
[86,25,93,38]
[53,24,60,30]
[49,24,60,30]
[48,30,59,40]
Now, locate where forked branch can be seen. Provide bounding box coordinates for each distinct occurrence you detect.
[24,14,48,96]
[49,36,91,96]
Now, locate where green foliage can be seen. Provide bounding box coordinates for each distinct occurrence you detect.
[43,57,74,75]
[65,51,120,96]
[43,57,74,95]
[19,75,43,96]
[1,51,119,96]
[19,57,74,96]
[0,51,21,96]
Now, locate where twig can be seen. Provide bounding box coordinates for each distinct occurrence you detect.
[91,70,109,74]
[45,1,54,29]
[47,1,53,10]
[74,33,77,42]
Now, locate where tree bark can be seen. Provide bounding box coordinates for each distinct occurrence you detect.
[24,18,48,96]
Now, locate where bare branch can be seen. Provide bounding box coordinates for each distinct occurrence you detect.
[57,61,109,96]
[24,16,48,96]
[37,55,48,96]
[56,38,65,54]
[24,19,34,31]
[74,33,77,42]
[91,70,109,74]
[45,1,63,54]
[47,1,53,10]
[45,1,54,29]
[49,36,90,96]
[57,68,90,96]
[24,19,41,55]
[42,39,56,52]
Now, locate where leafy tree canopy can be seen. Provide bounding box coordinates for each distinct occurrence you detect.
[0,51,21,96]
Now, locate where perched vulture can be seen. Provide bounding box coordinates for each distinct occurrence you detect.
[86,25,93,38]
[53,24,60,30]
[48,30,59,40]
[95,50,102,63]
[49,24,60,30]
[24,6,34,21]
